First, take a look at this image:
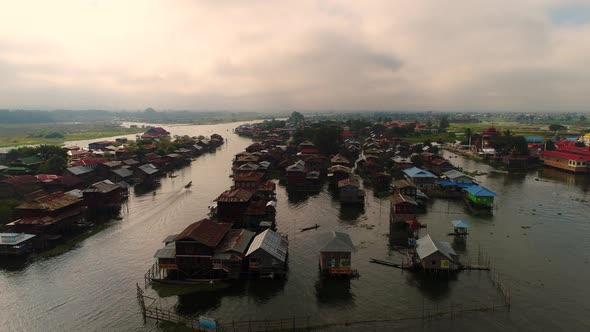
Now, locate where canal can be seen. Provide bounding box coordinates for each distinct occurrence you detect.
[1,122,589,331]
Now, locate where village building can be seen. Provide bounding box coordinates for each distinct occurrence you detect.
[245,229,288,277]
[173,219,233,279]
[65,166,96,182]
[233,171,263,191]
[414,234,459,272]
[212,229,256,279]
[442,170,476,184]
[0,233,36,256]
[392,179,417,200]
[83,180,127,209]
[286,160,307,186]
[392,156,413,170]
[330,154,351,167]
[88,141,114,151]
[110,168,134,183]
[319,232,355,277]
[135,164,159,182]
[215,188,254,225]
[464,185,496,209]
[0,175,40,199]
[539,150,590,173]
[141,127,170,140]
[338,178,365,205]
[9,191,86,249]
[402,167,437,189]
[390,193,418,222]
[327,165,352,184]
[429,158,455,175]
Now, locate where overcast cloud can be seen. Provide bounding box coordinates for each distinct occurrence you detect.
[1,0,590,112]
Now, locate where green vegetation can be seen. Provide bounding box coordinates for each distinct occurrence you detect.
[38,222,113,258]
[292,122,343,155]
[0,199,22,225]
[0,123,144,148]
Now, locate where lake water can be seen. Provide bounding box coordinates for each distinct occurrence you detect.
[1,121,589,331]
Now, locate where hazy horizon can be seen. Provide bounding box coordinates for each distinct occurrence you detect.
[2,1,590,112]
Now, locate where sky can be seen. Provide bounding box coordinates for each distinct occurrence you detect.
[1,0,590,112]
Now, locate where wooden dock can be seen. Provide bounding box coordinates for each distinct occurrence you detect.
[369,258,411,270]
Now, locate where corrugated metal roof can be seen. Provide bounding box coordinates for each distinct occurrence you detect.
[391,193,418,205]
[0,233,36,245]
[112,168,133,178]
[154,242,176,259]
[87,180,120,193]
[215,189,253,203]
[215,229,255,255]
[393,179,416,189]
[451,220,471,228]
[16,191,81,211]
[246,229,288,262]
[465,185,496,197]
[403,167,436,178]
[416,234,456,260]
[175,219,232,247]
[67,166,93,175]
[319,232,354,253]
[138,163,158,175]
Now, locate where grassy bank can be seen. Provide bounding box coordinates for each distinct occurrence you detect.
[0,123,144,148]
[38,222,113,258]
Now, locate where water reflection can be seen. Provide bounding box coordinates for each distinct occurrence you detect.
[134,181,162,196]
[285,187,322,205]
[405,273,454,301]
[338,205,364,223]
[0,256,31,272]
[315,278,354,306]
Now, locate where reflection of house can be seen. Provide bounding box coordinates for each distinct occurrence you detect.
[390,193,418,222]
[338,178,365,205]
[246,229,288,276]
[415,234,459,272]
[402,167,437,189]
[212,229,255,279]
[319,232,354,277]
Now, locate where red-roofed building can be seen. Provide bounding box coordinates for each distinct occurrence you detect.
[141,127,170,139]
[540,150,590,173]
[0,175,40,198]
[174,219,232,277]
[215,189,254,224]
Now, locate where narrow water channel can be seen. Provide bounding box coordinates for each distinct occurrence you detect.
[1,122,589,331]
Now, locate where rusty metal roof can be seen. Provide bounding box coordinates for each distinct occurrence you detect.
[215,189,254,203]
[174,219,232,247]
[16,192,82,211]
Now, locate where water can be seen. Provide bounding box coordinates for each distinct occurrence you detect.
[1,123,590,331]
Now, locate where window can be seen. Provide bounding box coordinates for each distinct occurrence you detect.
[432,260,436,265]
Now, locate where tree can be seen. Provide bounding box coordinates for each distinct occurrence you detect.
[549,124,566,132]
[289,111,304,124]
[410,154,424,168]
[575,141,586,147]
[38,155,67,174]
[543,140,556,151]
[313,125,342,155]
[439,115,450,131]
[580,115,587,123]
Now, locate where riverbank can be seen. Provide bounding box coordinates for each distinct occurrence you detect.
[0,123,144,148]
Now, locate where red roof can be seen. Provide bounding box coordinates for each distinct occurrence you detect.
[175,219,232,247]
[341,131,353,138]
[1,175,37,186]
[71,158,107,167]
[141,127,170,139]
[300,148,320,155]
[540,150,590,161]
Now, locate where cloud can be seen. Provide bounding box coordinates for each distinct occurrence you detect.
[0,0,589,111]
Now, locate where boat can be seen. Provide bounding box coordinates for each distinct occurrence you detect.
[184,181,192,188]
[300,224,320,232]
